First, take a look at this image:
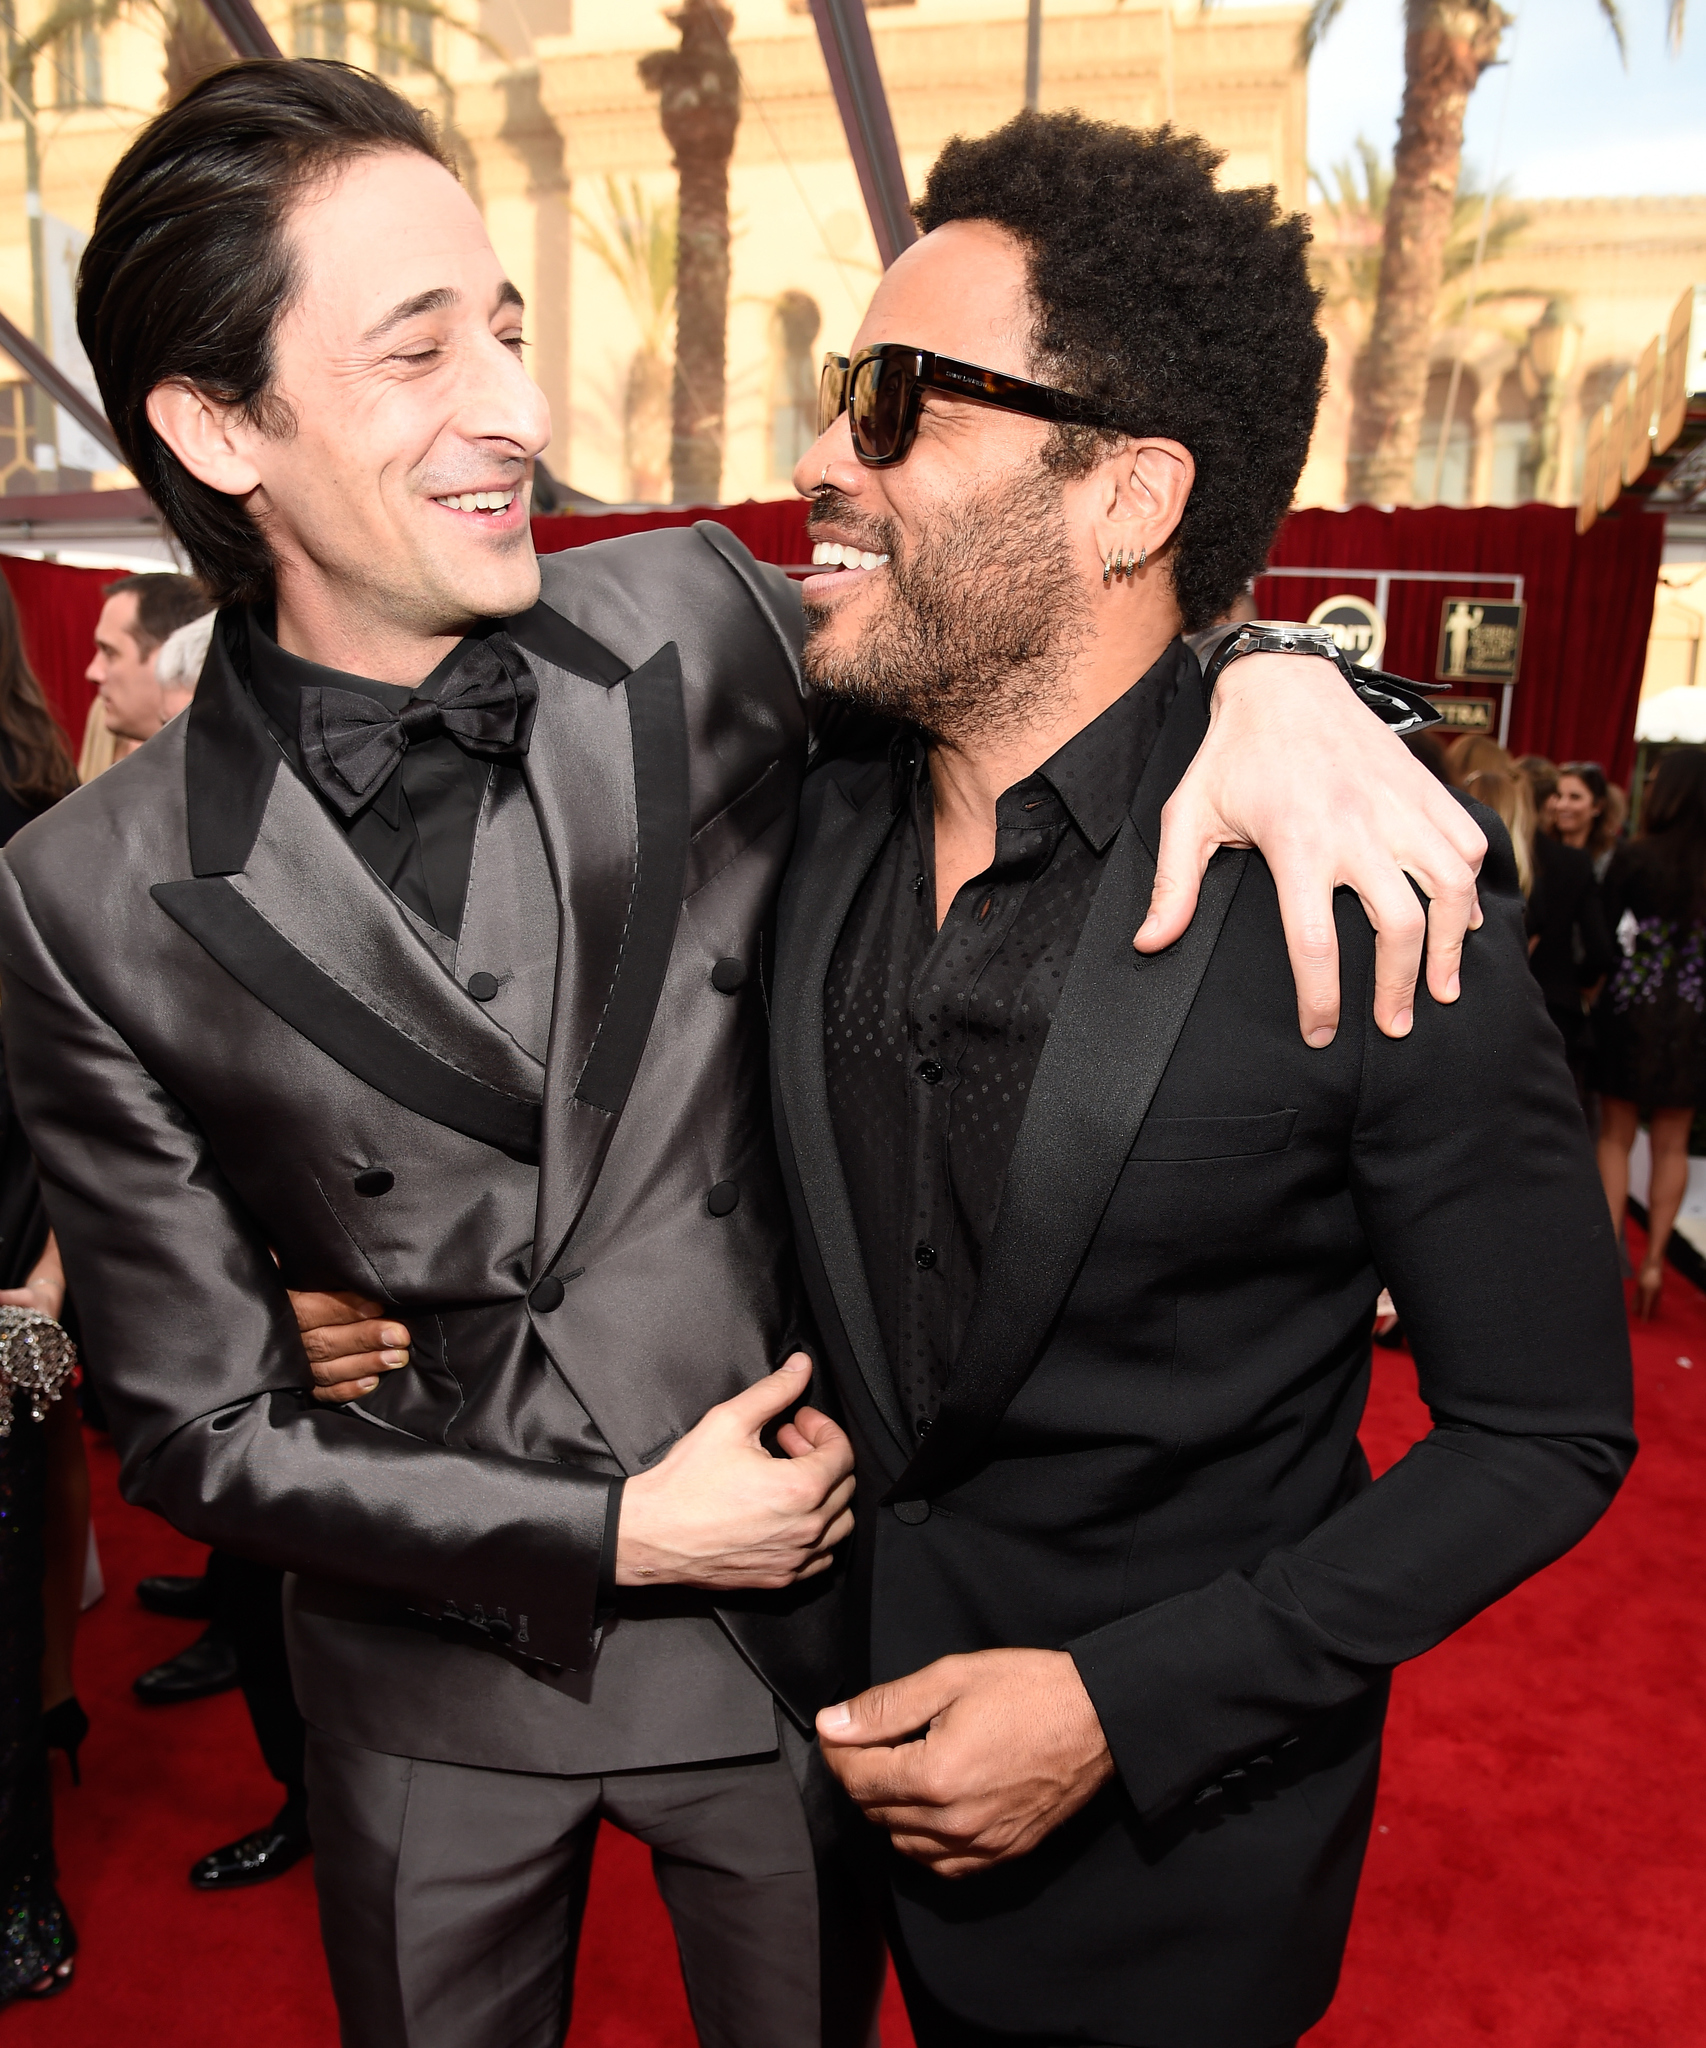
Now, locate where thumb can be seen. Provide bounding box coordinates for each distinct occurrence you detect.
[1135,784,1217,954]
[817,1662,957,1748]
[718,1353,814,1437]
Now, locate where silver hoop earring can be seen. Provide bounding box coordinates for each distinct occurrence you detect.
[1102,551,1115,586]
[1137,544,1147,571]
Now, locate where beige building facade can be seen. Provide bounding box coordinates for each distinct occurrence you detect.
[0,0,1310,503]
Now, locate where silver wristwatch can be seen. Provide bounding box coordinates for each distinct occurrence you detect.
[1195,622,1442,736]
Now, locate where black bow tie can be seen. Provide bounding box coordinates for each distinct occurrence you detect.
[297,632,539,819]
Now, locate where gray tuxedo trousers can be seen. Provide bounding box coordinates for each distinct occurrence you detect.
[0,527,880,2044]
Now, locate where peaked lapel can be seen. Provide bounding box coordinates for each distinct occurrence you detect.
[520,623,691,1286]
[772,761,913,1465]
[159,612,546,1157]
[892,669,1249,1500]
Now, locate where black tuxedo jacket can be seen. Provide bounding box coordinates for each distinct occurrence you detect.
[772,660,1635,2046]
[0,525,850,1773]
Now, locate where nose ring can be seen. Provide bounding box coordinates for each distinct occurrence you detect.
[819,464,830,491]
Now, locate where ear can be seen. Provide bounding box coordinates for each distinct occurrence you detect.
[1087,437,1195,573]
[145,380,265,498]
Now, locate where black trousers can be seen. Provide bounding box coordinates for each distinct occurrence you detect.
[206,1551,306,1808]
[895,1940,1297,2048]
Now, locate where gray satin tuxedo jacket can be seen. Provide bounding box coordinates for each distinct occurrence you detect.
[0,524,844,1775]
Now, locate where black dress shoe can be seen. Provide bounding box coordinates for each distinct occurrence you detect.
[137,1572,214,1620]
[132,1626,239,1705]
[189,1805,310,1891]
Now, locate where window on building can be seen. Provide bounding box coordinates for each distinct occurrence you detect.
[51,24,103,108]
[1488,372,1532,506]
[375,3,433,75]
[1413,367,1477,506]
[768,291,822,481]
[293,3,348,61]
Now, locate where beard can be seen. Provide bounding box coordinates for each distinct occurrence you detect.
[801,467,1085,747]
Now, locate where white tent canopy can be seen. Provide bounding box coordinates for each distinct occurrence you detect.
[1635,686,1706,744]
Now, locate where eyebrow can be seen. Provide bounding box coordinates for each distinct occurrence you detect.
[360,280,526,346]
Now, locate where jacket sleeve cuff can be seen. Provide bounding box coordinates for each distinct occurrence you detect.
[598,1475,625,1603]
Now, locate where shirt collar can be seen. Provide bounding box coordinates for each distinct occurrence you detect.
[885,638,1187,852]
[1035,641,1183,853]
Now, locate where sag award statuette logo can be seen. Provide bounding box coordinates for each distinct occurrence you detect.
[1306,594,1385,668]
[1436,598,1526,685]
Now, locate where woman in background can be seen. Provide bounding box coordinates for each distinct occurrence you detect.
[1593,747,1706,1318]
[0,572,82,2005]
[1554,761,1623,881]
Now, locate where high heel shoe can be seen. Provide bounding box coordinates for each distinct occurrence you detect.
[41,1697,88,1787]
[1635,1261,1665,1322]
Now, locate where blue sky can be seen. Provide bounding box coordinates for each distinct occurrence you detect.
[1300,0,1706,198]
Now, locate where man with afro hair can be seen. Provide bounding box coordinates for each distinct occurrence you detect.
[785,111,1633,2047]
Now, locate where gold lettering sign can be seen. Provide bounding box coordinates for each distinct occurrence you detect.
[1436,599,1526,685]
[1435,697,1496,733]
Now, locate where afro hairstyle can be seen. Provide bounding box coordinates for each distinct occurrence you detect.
[914,111,1326,632]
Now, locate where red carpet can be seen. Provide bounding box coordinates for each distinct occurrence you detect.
[12,1243,1700,2046]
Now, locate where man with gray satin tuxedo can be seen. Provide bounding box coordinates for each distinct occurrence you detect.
[0,60,1487,2048]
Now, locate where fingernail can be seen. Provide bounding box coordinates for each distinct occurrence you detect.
[1445,973,1460,1001]
[821,1701,852,1730]
[382,1350,408,1368]
[1306,1026,1335,1049]
[356,1376,379,1394]
[382,1326,406,1345]
[782,1357,811,1372]
[1392,1009,1413,1035]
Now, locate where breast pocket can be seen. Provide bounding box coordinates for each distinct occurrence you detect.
[1129,1109,1298,1162]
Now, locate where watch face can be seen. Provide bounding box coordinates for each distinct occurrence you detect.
[1243,622,1340,654]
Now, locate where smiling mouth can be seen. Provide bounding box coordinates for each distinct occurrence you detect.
[810,540,890,572]
[432,489,519,515]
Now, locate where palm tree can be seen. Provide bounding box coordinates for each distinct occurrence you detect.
[574,176,678,503]
[639,0,740,505]
[1308,0,1683,505]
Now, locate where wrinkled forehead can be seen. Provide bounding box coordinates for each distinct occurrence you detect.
[848,219,1036,378]
[278,148,508,345]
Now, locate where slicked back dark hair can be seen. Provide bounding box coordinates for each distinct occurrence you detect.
[915,111,1326,632]
[78,60,455,608]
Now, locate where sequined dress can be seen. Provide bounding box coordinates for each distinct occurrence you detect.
[1589,840,1706,1113]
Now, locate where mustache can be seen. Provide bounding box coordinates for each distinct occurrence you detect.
[804,487,899,558]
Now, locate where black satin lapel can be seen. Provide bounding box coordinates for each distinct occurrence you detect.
[185,607,282,877]
[893,829,1249,1502]
[575,645,690,1114]
[151,878,541,1159]
[234,755,546,1104]
[507,599,629,689]
[772,770,913,1460]
[527,644,689,1280]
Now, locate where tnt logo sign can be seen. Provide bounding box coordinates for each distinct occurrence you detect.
[1306,595,1385,669]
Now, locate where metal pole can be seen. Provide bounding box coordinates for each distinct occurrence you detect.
[809,0,916,269]
[1025,0,1042,110]
[0,307,123,463]
[198,0,281,59]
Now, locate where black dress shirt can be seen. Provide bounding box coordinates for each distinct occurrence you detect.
[245,611,492,939]
[825,642,1183,1437]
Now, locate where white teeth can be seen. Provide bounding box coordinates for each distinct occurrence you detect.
[436,490,516,514]
[810,539,889,570]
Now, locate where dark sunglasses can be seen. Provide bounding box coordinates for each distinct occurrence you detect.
[818,344,1122,466]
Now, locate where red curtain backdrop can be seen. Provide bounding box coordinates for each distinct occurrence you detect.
[531,497,814,569]
[0,502,1664,782]
[1260,505,1665,783]
[0,554,121,750]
